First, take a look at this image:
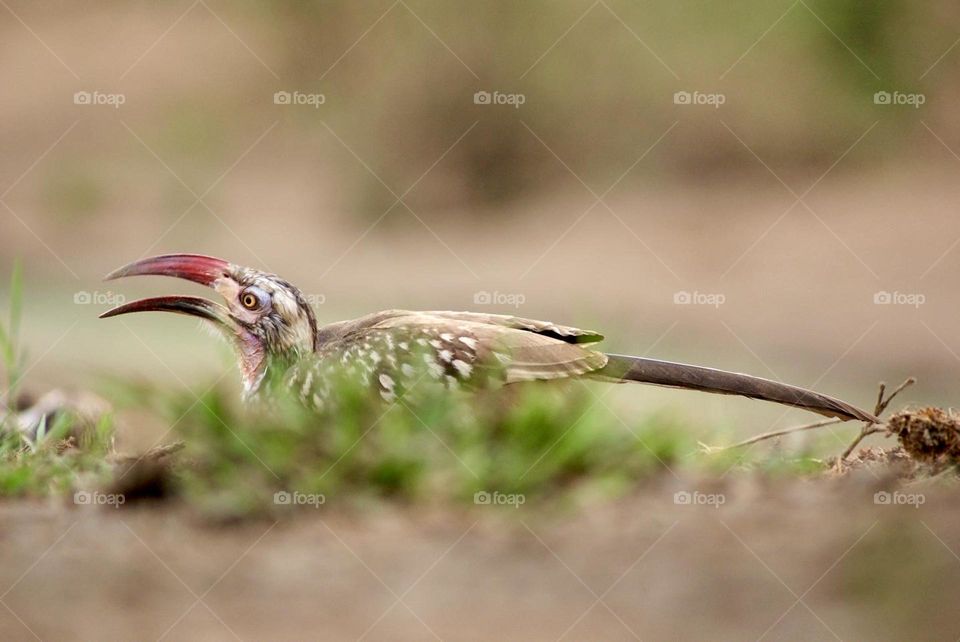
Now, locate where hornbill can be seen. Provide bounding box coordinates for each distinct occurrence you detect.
[100,254,878,422]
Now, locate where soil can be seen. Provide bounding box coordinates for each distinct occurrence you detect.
[2,471,958,641]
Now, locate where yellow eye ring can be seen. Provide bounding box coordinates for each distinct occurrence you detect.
[241,292,259,310]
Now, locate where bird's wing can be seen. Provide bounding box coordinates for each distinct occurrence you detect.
[313,311,607,389]
[418,311,604,344]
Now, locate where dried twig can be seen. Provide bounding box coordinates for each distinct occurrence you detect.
[876,377,916,416]
[837,426,886,463]
[702,377,914,460]
[836,377,916,467]
[713,417,843,451]
[110,441,185,465]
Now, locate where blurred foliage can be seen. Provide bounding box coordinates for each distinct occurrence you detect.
[0,263,116,496]
[109,372,698,517]
[0,261,24,420]
[3,0,955,232]
[231,0,954,212]
[0,414,115,498]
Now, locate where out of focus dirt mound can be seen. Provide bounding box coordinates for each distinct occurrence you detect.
[829,445,913,475]
[888,407,960,465]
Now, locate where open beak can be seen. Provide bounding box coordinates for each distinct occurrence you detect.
[99,254,234,326]
[104,253,229,285]
[99,295,230,324]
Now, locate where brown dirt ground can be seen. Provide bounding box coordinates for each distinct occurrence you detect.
[2,470,959,641]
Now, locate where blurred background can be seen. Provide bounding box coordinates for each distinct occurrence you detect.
[2,0,960,438]
[7,4,960,641]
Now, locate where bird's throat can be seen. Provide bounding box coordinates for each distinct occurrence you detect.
[235,328,267,396]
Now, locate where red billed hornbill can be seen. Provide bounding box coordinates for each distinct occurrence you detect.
[101,254,878,422]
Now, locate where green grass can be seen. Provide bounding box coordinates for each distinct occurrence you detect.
[109,371,699,517]
[0,263,116,497]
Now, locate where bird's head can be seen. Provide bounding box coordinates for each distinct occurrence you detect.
[101,254,318,394]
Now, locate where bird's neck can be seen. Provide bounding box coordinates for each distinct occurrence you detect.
[241,349,307,400]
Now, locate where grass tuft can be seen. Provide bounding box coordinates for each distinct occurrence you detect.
[110,371,696,517]
[0,263,116,498]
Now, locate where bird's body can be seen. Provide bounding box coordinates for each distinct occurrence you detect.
[282,309,606,409]
[101,254,879,423]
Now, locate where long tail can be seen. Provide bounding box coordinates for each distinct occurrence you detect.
[594,354,878,422]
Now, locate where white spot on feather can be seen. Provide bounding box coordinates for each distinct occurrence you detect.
[379,373,395,390]
[300,371,314,397]
[423,353,444,378]
[452,359,472,378]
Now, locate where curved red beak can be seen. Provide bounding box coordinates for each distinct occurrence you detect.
[104,253,229,286]
[99,254,233,323]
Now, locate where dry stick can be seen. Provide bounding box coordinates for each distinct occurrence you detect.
[877,377,916,415]
[874,382,886,416]
[110,441,185,465]
[837,377,916,465]
[716,417,843,451]
[706,377,914,455]
[837,426,886,463]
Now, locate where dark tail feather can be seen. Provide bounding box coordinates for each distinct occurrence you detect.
[595,354,878,423]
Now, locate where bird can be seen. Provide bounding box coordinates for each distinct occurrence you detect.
[100,253,878,423]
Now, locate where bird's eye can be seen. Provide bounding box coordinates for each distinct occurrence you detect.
[240,289,262,310]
